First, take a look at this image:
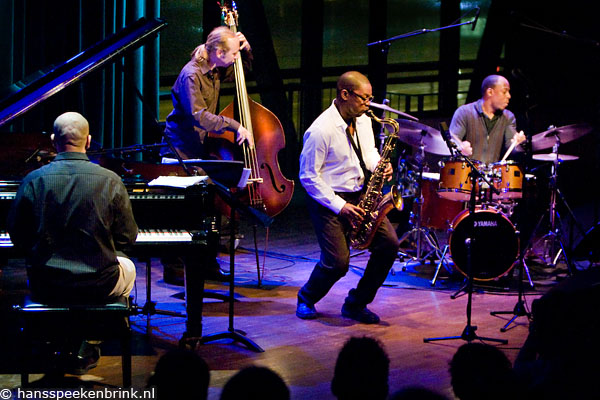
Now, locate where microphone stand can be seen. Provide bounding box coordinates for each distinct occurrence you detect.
[87,143,169,157]
[379,99,390,154]
[366,8,479,99]
[367,8,479,48]
[424,134,507,344]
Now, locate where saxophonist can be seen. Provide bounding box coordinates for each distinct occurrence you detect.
[297,71,399,324]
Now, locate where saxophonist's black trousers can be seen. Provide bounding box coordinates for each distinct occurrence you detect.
[298,193,399,308]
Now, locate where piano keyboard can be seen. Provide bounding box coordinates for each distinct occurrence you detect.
[0,232,12,247]
[1,229,194,248]
[135,229,192,243]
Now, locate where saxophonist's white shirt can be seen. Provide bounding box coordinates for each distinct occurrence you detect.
[300,100,381,215]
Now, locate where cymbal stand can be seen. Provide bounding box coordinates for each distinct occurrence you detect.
[397,132,444,266]
[431,244,452,286]
[527,138,583,273]
[424,150,507,345]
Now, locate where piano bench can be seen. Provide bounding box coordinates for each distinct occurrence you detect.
[12,295,136,387]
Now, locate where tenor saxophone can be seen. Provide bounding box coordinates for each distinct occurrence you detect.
[348,110,403,250]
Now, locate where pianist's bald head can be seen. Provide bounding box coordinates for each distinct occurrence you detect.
[52,112,91,152]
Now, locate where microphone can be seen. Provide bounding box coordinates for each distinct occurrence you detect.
[439,122,458,153]
[471,7,480,31]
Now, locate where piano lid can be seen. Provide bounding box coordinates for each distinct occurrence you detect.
[0,17,167,128]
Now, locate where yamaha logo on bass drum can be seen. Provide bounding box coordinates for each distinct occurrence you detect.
[474,220,498,227]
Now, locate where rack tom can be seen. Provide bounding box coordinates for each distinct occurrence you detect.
[437,158,481,201]
[491,161,524,200]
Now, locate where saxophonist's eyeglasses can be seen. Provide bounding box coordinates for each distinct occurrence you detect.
[349,90,374,103]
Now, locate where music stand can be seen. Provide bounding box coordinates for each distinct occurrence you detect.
[162,159,246,188]
[183,178,273,352]
[173,159,268,287]
[424,140,507,345]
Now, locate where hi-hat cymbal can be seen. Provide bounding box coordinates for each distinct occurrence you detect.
[529,123,593,151]
[532,153,579,162]
[369,102,419,121]
[395,120,454,156]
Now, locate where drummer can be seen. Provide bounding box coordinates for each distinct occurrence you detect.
[450,74,526,164]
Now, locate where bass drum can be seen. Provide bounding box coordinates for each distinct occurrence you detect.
[449,208,519,281]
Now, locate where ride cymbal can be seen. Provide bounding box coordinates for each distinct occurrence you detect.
[528,123,593,151]
[369,102,419,121]
[532,153,579,162]
[395,120,455,156]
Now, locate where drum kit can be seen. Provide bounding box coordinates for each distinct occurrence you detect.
[375,102,593,340]
[389,111,593,288]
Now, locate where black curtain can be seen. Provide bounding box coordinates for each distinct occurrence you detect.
[0,0,160,152]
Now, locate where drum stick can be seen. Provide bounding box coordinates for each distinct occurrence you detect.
[501,139,518,162]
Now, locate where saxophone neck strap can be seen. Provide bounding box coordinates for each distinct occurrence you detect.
[345,119,371,183]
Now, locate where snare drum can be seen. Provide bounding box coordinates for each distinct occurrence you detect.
[420,172,464,230]
[449,207,519,281]
[491,161,524,200]
[438,158,481,201]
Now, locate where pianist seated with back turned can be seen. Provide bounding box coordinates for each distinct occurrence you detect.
[7,111,138,374]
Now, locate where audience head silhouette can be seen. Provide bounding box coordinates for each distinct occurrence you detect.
[514,268,600,399]
[147,348,210,400]
[331,336,390,400]
[449,342,516,400]
[389,386,448,400]
[220,365,289,400]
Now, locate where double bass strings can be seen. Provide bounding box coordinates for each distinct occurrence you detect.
[231,28,263,209]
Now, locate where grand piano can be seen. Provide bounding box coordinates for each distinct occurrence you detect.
[0,17,217,339]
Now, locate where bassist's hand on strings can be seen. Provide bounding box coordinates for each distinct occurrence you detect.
[236,126,254,147]
[236,32,251,52]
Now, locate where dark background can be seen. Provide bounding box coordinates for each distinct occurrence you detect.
[1,0,599,249]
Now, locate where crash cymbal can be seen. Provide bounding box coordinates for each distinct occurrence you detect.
[529,123,593,151]
[532,153,579,162]
[395,120,454,156]
[369,102,419,121]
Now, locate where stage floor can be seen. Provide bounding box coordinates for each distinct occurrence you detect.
[0,188,576,399]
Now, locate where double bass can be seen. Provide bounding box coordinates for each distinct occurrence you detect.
[207,2,294,218]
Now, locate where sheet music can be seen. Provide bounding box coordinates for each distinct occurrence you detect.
[147,175,208,188]
[161,157,202,164]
